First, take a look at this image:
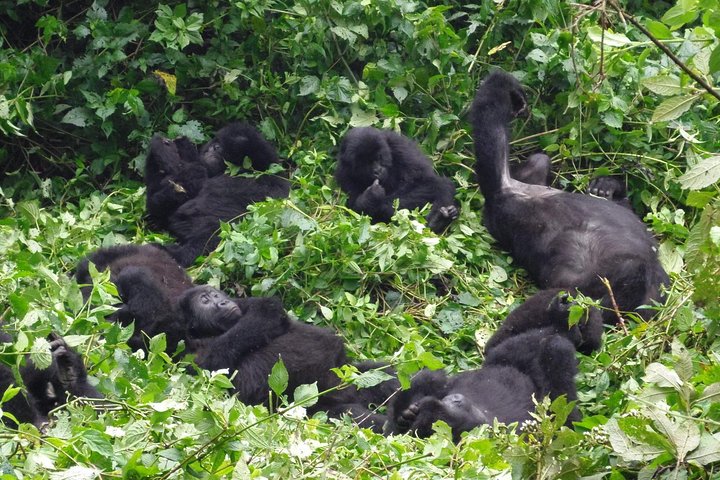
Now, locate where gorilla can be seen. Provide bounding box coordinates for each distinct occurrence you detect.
[75,244,194,353]
[0,332,101,428]
[471,70,669,323]
[145,124,290,267]
[180,285,399,432]
[386,289,603,441]
[335,127,460,233]
[199,122,280,176]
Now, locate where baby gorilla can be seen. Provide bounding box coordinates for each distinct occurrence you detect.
[335,127,459,233]
[75,244,194,353]
[471,70,669,323]
[180,286,399,432]
[386,290,603,441]
[145,125,290,267]
[199,122,280,176]
[0,333,102,428]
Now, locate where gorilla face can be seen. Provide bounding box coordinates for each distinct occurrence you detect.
[148,135,199,177]
[182,286,242,338]
[199,139,225,177]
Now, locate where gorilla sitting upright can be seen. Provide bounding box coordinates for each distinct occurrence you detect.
[471,70,669,323]
[386,289,603,441]
[335,127,459,233]
[145,123,290,267]
[76,244,194,353]
[180,285,399,432]
[0,332,102,428]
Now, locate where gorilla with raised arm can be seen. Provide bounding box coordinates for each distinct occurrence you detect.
[335,127,460,233]
[75,244,194,353]
[386,289,603,441]
[471,70,669,323]
[0,332,102,428]
[145,124,290,267]
[180,286,399,432]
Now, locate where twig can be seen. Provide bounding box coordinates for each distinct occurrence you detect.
[599,276,628,333]
[608,0,720,102]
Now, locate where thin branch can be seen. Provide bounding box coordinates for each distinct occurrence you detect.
[599,276,628,333]
[609,0,720,102]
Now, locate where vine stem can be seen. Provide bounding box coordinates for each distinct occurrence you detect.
[609,0,720,102]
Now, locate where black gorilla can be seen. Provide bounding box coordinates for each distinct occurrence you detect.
[199,122,280,176]
[471,70,669,323]
[386,290,603,441]
[145,124,290,267]
[0,333,101,428]
[75,244,194,353]
[180,286,399,432]
[335,127,460,233]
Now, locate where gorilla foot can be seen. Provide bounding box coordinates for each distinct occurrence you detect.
[588,176,625,201]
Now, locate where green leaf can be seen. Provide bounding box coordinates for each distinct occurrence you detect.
[709,44,720,74]
[661,4,699,29]
[293,382,318,407]
[268,357,289,396]
[679,156,720,190]
[352,368,394,389]
[298,76,320,96]
[696,382,720,403]
[29,337,52,370]
[686,433,720,465]
[651,95,697,122]
[645,20,673,39]
[643,363,684,391]
[586,26,631,47]
[61,107,92,127]
[641,75,683,96]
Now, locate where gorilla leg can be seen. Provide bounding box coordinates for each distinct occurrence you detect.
[510,153,552,186]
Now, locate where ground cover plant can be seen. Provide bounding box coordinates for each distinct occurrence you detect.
[1,0,719,478]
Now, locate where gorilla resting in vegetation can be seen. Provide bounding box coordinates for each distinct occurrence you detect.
[180,285,399,432]
[471,70,668,323]
[76,244,194,353]
[386,289,603,441]
[335,127,459,233]
[0,332,101,428]
[145,124,290,267]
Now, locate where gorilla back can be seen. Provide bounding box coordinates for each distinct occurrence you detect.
[471,70,668,322]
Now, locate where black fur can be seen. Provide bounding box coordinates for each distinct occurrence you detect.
[75,244,194,353]
[199,122,279,176]
[471,70,669,323]
[335,127,459,233]
[0,332,101,428]
[484,288,604,355]
[180,286,399,432]
[386,290,603,441]
[145,128,290,267]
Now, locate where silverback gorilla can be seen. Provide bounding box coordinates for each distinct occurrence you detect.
[145,123,290,267]
[180,285,399,432]
[75,244,194,353]
[386,289,603,441]
[335,127,459,233]
[0,332,101,428]
[471,70,668,323]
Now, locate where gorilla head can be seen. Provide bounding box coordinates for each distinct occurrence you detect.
[180,286,243,338]
[199,122,280,176]
[337,127,395,190]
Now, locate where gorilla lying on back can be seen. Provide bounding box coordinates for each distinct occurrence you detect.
[386,289,603,441]
[335,127,460,234]
[146,123,290,267]
[471,70,668,323]
[0,332,102,428]
[180,285,399,432]
[76,244,194,353]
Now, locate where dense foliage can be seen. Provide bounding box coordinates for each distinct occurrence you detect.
[1,0,719,478]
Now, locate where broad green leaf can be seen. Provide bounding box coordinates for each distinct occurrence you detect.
[686,433,720,465]
[661,5,699,29]
[696,382,720,403]
[352,368,394,388]
[29,337,52,370]
[293,382,318,407]
[643,363,684,391]
[61,107,92,127]
[651,95,697,122]
[587,26,631,47]
[645,20,673,39]
[641,75,683,96]
[709,44,720,74]
[679,156,720,190]
[269,357,289,396]
[606,417,666,462]
[298,75,320,96]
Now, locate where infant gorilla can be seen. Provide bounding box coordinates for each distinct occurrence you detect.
[75,244,194,354]
[386,289,603,441]
[145,123,290,267]
[180,285,399,432]
[335,127,459,233]
[0,332,101,428]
